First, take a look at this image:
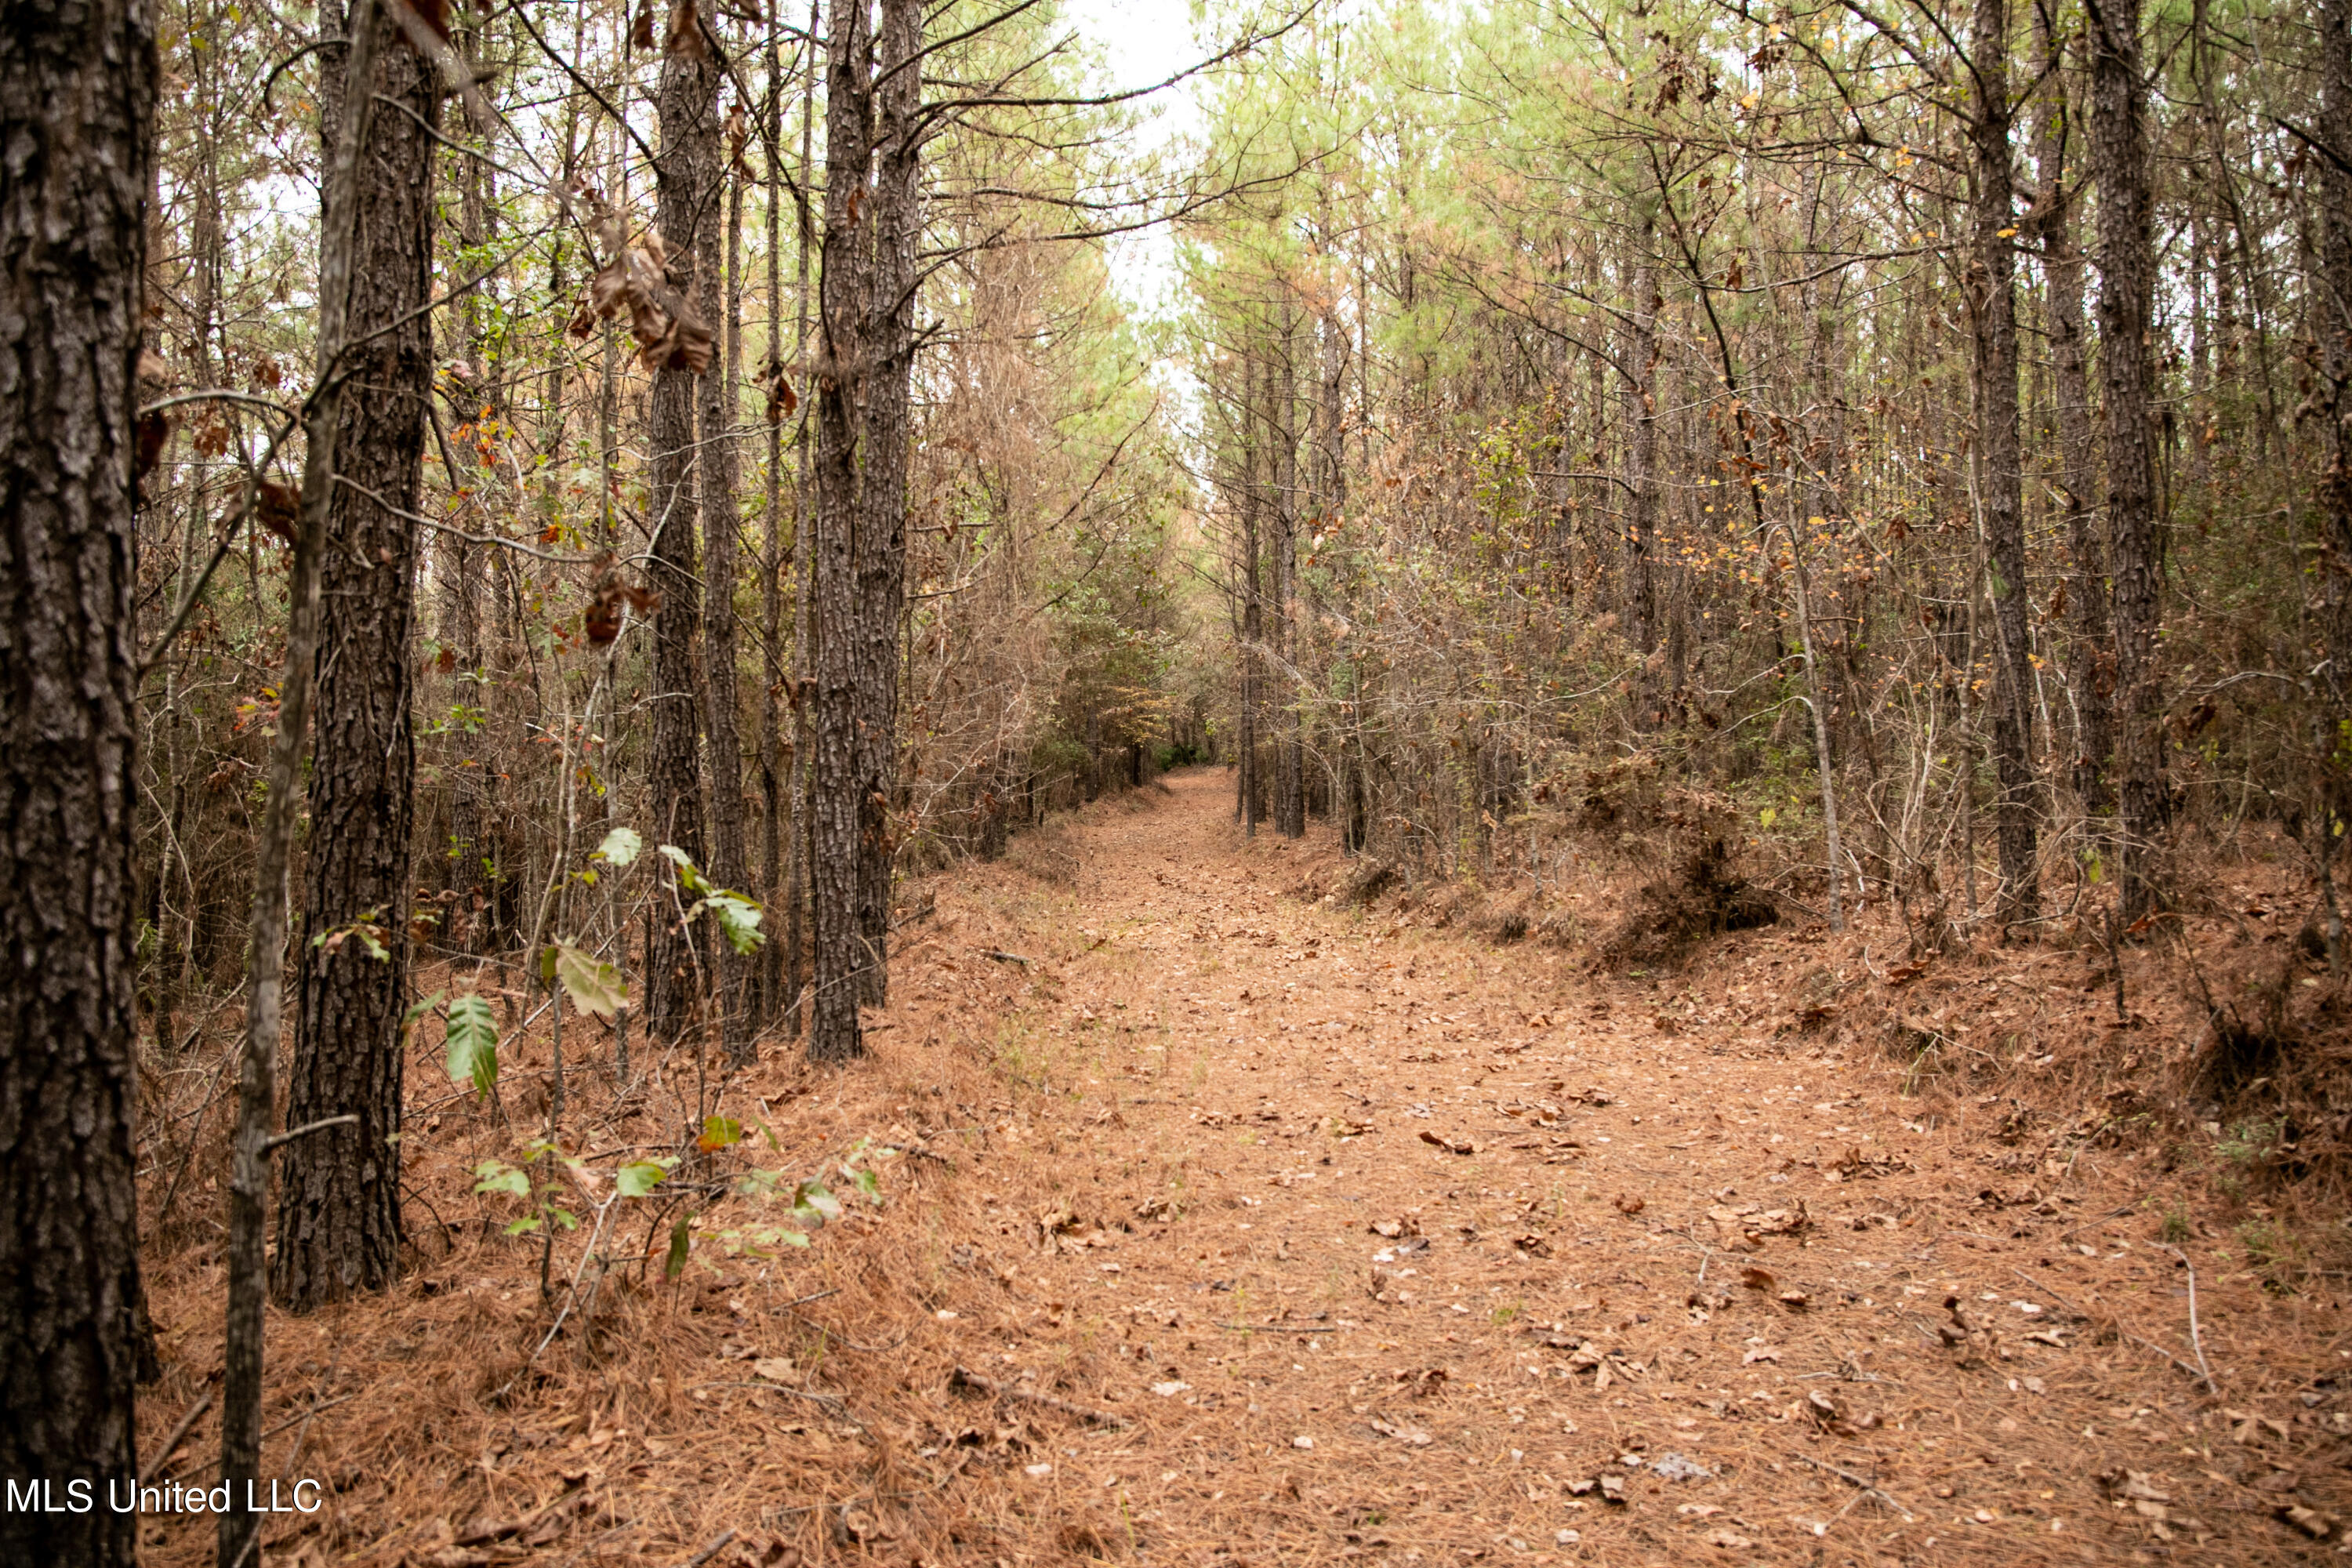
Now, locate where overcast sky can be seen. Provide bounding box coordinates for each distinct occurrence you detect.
[1059,0,1210,321]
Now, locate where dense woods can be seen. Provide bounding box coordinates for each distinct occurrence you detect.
[5,0,2352,1559]
[1187,0,2352,955]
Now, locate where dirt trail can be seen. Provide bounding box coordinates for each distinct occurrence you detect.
[870,769,2339,1566]
[147,769,2348,1568]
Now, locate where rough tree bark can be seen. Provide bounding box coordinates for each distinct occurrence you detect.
[1319,264,1348,527]
[644,40,717,1040]
[808,0,874,1061]
[2308,0,2352,970]
[222,0,383,1557]
[2315,0,2352,723]
[273,6,437,1313]
[701,97,750,1058]
[1239,355,1265,838]
[2033,8,2115,820]
[1273,294,1303,838]
[0,0,157,1560]
[851,0,923,1007]
[440,9,490,951]
[1621,211,1661,677]
[782,0,818,1033]
[755,30,787,1029]
[1968,0,2040,925]
[2086,0,2166,919]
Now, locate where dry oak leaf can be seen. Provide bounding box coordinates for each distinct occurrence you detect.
[1368,1417,1433,1446]
[1806,1387,1855,1435]
[760,358,798,421]
[2224,1407,2292,1443]
[2099,1469,2169,1504]
[2280,1504,2337,1541]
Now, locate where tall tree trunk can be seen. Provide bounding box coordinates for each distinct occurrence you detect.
[442,25,488,950]
[2034,8,2115,820]
[1319,269,1348,526]
[2310,0,2352,971]
[645,40,716,1040]
[1240,356,1265,839]
[702,104,750,1059]
[1969,0,2039,926]
[222,0,383,1557]
[851,0,923,1006]
[2315,0,2352,729]
[1788,515,1848,931]
[2087,0,2166,919]
[1274,294,1303,837]
[0,0,156,1559]
[756,31,788,1029]
[782,0,818,1034]
[808,0,873,1062]
[273,7,437,1312]
[157,51,227,1051]
[1622,209,1661,680]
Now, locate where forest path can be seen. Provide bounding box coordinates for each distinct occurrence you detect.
[862,768,2314,1568]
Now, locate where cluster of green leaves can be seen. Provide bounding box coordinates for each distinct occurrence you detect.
[412,825,768,1111]
[680,1128,889,1267]
[657,844,766,955]
[412,941,626,1108]
[473,1138,673,1236]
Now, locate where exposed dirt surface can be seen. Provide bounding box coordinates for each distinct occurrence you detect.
[140,770,2352,1567]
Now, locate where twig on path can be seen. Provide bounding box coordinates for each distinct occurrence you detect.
[285,1336,343,1472]
[1218,1322,1341,1333]
[155,1395,357,1484]
[2011,1265,2217,1394]
[2161,1246,2218,1391]
[140,1387,215,1485]
[671,1530,736,1568]
[1784,1449,1914,1519]
[950,1364,1126,1427]
[153,1044,238,1226]
[262,1393,354,1443]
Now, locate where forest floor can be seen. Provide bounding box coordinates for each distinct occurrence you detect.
[140,768,2352,1568]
